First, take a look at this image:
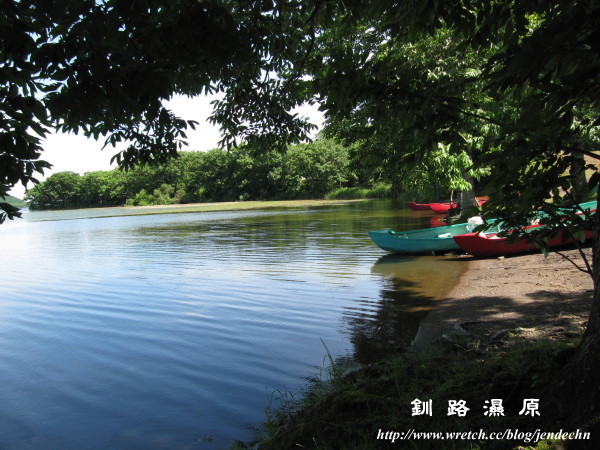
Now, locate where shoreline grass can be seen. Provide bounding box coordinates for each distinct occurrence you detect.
[26,198,371,221]
[123,198,370,215]
[324,184,393,200]
[245,331,591,450]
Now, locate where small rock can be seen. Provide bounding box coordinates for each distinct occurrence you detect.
[490,330,508,341]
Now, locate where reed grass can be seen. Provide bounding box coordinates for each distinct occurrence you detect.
[324,184,393,200]
[251,332,580,450]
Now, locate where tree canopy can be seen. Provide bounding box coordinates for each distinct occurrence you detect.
[3,1,598,219]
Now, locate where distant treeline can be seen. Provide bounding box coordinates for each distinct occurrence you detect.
[26,139,388,210]
[3,195,26,208]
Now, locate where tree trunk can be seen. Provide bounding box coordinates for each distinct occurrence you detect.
[569,152,588,203]
[560,191,600,428]
[458,189,477,208]
[457,174,477,216]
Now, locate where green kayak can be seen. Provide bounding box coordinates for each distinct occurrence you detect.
[368,218,499,254]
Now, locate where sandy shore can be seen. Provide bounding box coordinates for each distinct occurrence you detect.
[412,247,594,349]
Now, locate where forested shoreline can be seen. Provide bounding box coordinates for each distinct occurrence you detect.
[25,139,391,210]
[3,195,26,208]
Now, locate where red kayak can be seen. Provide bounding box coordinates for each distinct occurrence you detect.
[430,202,460,214]
[453,226,594,257]
[406,202,432,210]
[409,198,486,212]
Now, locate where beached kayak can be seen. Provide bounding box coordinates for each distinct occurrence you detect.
[453,201,597,257]
[368,217,497,254]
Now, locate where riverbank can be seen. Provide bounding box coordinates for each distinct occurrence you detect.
[253,247,596,449]
[21,198,369,222]
[119,198,369,215]
[413,247,593,350]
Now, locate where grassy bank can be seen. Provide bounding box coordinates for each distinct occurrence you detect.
[21,198,374,219]
[22,199,371,221]
[324,184,393,200]
[112,198,370,217]
[247,330,596,449]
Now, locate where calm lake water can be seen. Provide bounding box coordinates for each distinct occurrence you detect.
[0,200,463,449]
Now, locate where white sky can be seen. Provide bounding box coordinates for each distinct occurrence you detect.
[9,94,323,199]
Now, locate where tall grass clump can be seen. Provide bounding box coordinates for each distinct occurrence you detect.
[325,184,392,200]
[253,334,579,450]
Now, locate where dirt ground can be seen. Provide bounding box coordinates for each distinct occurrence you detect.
[412,247,594,349]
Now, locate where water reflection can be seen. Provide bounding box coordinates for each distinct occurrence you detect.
[344,254,465,364]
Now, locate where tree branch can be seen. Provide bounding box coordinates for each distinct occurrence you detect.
[569,148,600,161]
[552,248,592,276]
[281,0,324,94]
[459,109,506,127]
[553,219,593,277]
